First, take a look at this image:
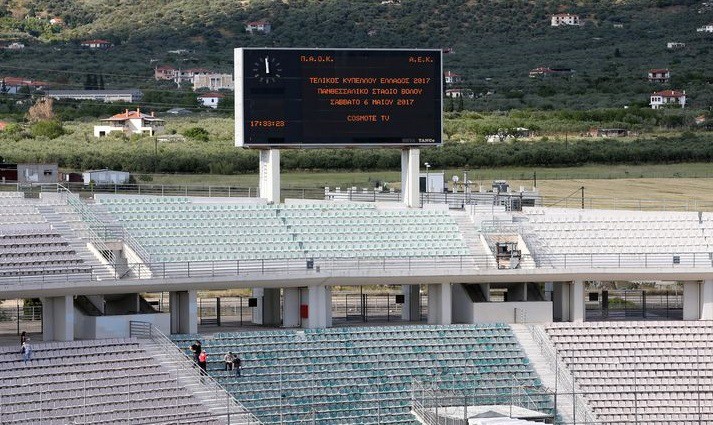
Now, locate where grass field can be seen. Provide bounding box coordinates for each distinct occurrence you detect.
[146,162,713,187]
[141,163,713,208]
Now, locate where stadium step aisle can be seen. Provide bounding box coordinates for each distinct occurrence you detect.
[450,211,496,268]
[173,324,554,425]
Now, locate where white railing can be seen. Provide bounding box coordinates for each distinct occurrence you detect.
[3,249,713,289]
[410,378,555,425]
[59,184,155,264]
[129,321,262,425]
[411,380,468,425]
[528,324,598,424]
[12,181,713,212]
[60,188,118,265]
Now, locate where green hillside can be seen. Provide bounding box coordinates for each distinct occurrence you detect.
[0,0,711,110]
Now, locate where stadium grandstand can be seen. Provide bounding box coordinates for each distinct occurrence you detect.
[3,185,713,423]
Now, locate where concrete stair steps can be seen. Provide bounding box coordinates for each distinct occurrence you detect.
[141,341,258,425]
[511,324,596,425]
[450,211,497,269]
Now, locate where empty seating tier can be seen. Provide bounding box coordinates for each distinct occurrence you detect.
[174,324,553,424]
[545,321,713,424]
[0,338,225,424]
[0,224,89,277]
[96,196,470,263]
[522,208,708,266]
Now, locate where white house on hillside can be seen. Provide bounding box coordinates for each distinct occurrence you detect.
[445,88,474,99]
[198,92,225,109]
[193,73,234,91]
[444,71,462,85]
[94,109,165,137]
[697,24,713,32]
[246,20,271,34]
[650,90,686,109]
[551,14,580,26]
[80,39,112,49]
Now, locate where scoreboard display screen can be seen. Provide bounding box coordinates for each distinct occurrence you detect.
[235,48,442,148]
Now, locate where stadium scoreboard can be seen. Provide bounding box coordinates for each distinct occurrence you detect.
[235,48,442,148]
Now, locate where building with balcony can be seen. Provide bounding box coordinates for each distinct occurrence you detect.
[648,69,670,83]
[551,14,580,27]
[93,108,164,137]
[650,90,686,109]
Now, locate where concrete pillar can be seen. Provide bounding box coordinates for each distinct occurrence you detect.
[169,290,197,334]
[478,283,491,301]
[111,248,128,277]
[507,283,527,301]
[544,282,554,302]
[283,287,301,328]
[252,288,281,326]
[427,283,452,325]
[570,280,585,322]
[303,285,332,329]
[325,286,332,326]
[553,282,571,322]
[259,149,280,203]
[401,284,421,321]
[683,281,701,320]
[401,148,420,208]
[42,296,74,341]
[701,280,713,320]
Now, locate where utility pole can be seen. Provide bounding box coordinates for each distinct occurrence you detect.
[581,186,585,209]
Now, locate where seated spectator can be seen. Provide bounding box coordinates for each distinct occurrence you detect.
[224,352,235,371]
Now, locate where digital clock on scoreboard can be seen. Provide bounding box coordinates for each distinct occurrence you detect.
[235,48,443,148]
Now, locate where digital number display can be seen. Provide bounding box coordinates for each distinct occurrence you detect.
[235,48,442,148]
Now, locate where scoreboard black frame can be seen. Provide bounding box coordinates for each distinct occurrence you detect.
[234,48,443,149]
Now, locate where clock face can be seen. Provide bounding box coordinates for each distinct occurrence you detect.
[252,55,282,84]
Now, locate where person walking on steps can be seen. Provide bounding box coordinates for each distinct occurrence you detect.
[21,338,32,364]
[190,340,202,363]
[198,350,208,373]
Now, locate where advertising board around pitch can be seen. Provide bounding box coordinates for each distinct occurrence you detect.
[235,48,443,149]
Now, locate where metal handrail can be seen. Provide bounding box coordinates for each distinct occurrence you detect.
[56,186,117,265]
[3,249,713,288]
[411,378,554,425]
[6,181,713,212]
[57,184,155,264]
[130,321,262,424]
[528,324,598,424]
